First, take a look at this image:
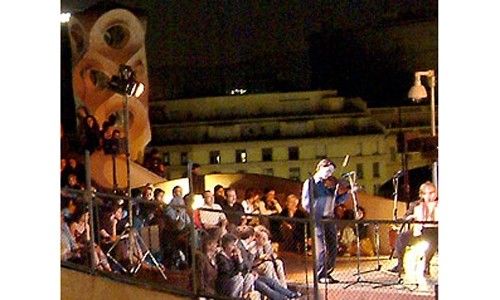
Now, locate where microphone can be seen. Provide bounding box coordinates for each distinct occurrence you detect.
[393,170,404,178]
[341,155,350,168]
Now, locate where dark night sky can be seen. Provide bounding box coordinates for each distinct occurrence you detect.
[61,0,438,108]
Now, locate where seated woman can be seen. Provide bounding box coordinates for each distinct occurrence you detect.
[99,202,130,268]
[70,206,112,272]
[253,225,287,288]
[195,230,220,298]
[389,181,438,275]
[61,209,81,262]
[279,194,309,253]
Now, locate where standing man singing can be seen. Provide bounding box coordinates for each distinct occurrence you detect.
[302,158,351,284]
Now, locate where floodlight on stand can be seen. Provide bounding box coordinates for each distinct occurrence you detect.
[107,65,145,98]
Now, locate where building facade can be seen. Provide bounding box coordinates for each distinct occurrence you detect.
[148,90,435,195]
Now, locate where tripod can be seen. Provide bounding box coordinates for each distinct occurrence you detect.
[105,225,167,280]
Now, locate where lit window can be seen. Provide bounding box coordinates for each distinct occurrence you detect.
[210,151,221,164]
[236,149,247,163]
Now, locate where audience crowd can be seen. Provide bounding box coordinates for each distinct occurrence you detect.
[61,105,388,299]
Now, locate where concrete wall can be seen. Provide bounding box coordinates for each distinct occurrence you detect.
[61,268,188,300]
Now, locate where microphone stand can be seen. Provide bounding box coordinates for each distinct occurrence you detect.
[343,172,383,289]
[341,172,409,291]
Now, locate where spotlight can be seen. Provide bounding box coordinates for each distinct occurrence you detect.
[107,64,145,97]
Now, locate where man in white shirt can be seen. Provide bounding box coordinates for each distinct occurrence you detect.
[199,190,228,232]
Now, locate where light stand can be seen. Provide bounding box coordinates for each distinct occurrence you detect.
[408,70,438,188]
[106,64,166,281]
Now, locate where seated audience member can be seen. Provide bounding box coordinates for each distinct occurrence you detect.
[99,202,129,265]
[195,231,220,297]
[61,209,81,262]
[215,233,255,299]
[198,190,228,234]
[339,207,374,257]
[166,185,184,205]
[103,128,122,155]
[253,225,287,288]
[236,225,301,299]
[213,184,226,207]
[61,157,86,187]
[70,207,112,271]
[339,209,356,256]
[133,184,154,229]
[258,188,283,235]
[163,191,191,269]
[241,188,261,225]
[260,188,283,215]
[221,188,245,230]
[279,194,310,253]
[61,173,84,199]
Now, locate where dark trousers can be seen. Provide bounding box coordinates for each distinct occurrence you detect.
[315,219,337,278]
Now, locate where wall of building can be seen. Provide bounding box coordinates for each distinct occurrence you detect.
[150,90,434,196]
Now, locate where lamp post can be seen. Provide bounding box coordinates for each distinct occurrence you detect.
[408,69,438,187]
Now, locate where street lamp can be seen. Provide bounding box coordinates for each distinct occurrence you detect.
[408,69,438,187]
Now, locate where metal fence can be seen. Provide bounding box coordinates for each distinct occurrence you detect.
[61,185,437,300]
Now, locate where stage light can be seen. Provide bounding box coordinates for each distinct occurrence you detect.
[107,65,145,98]
[126,81,145,98]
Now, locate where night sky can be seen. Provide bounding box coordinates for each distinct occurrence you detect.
[61,0,438,132]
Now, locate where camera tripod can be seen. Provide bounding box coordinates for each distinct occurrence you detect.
[105,225,167,281]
